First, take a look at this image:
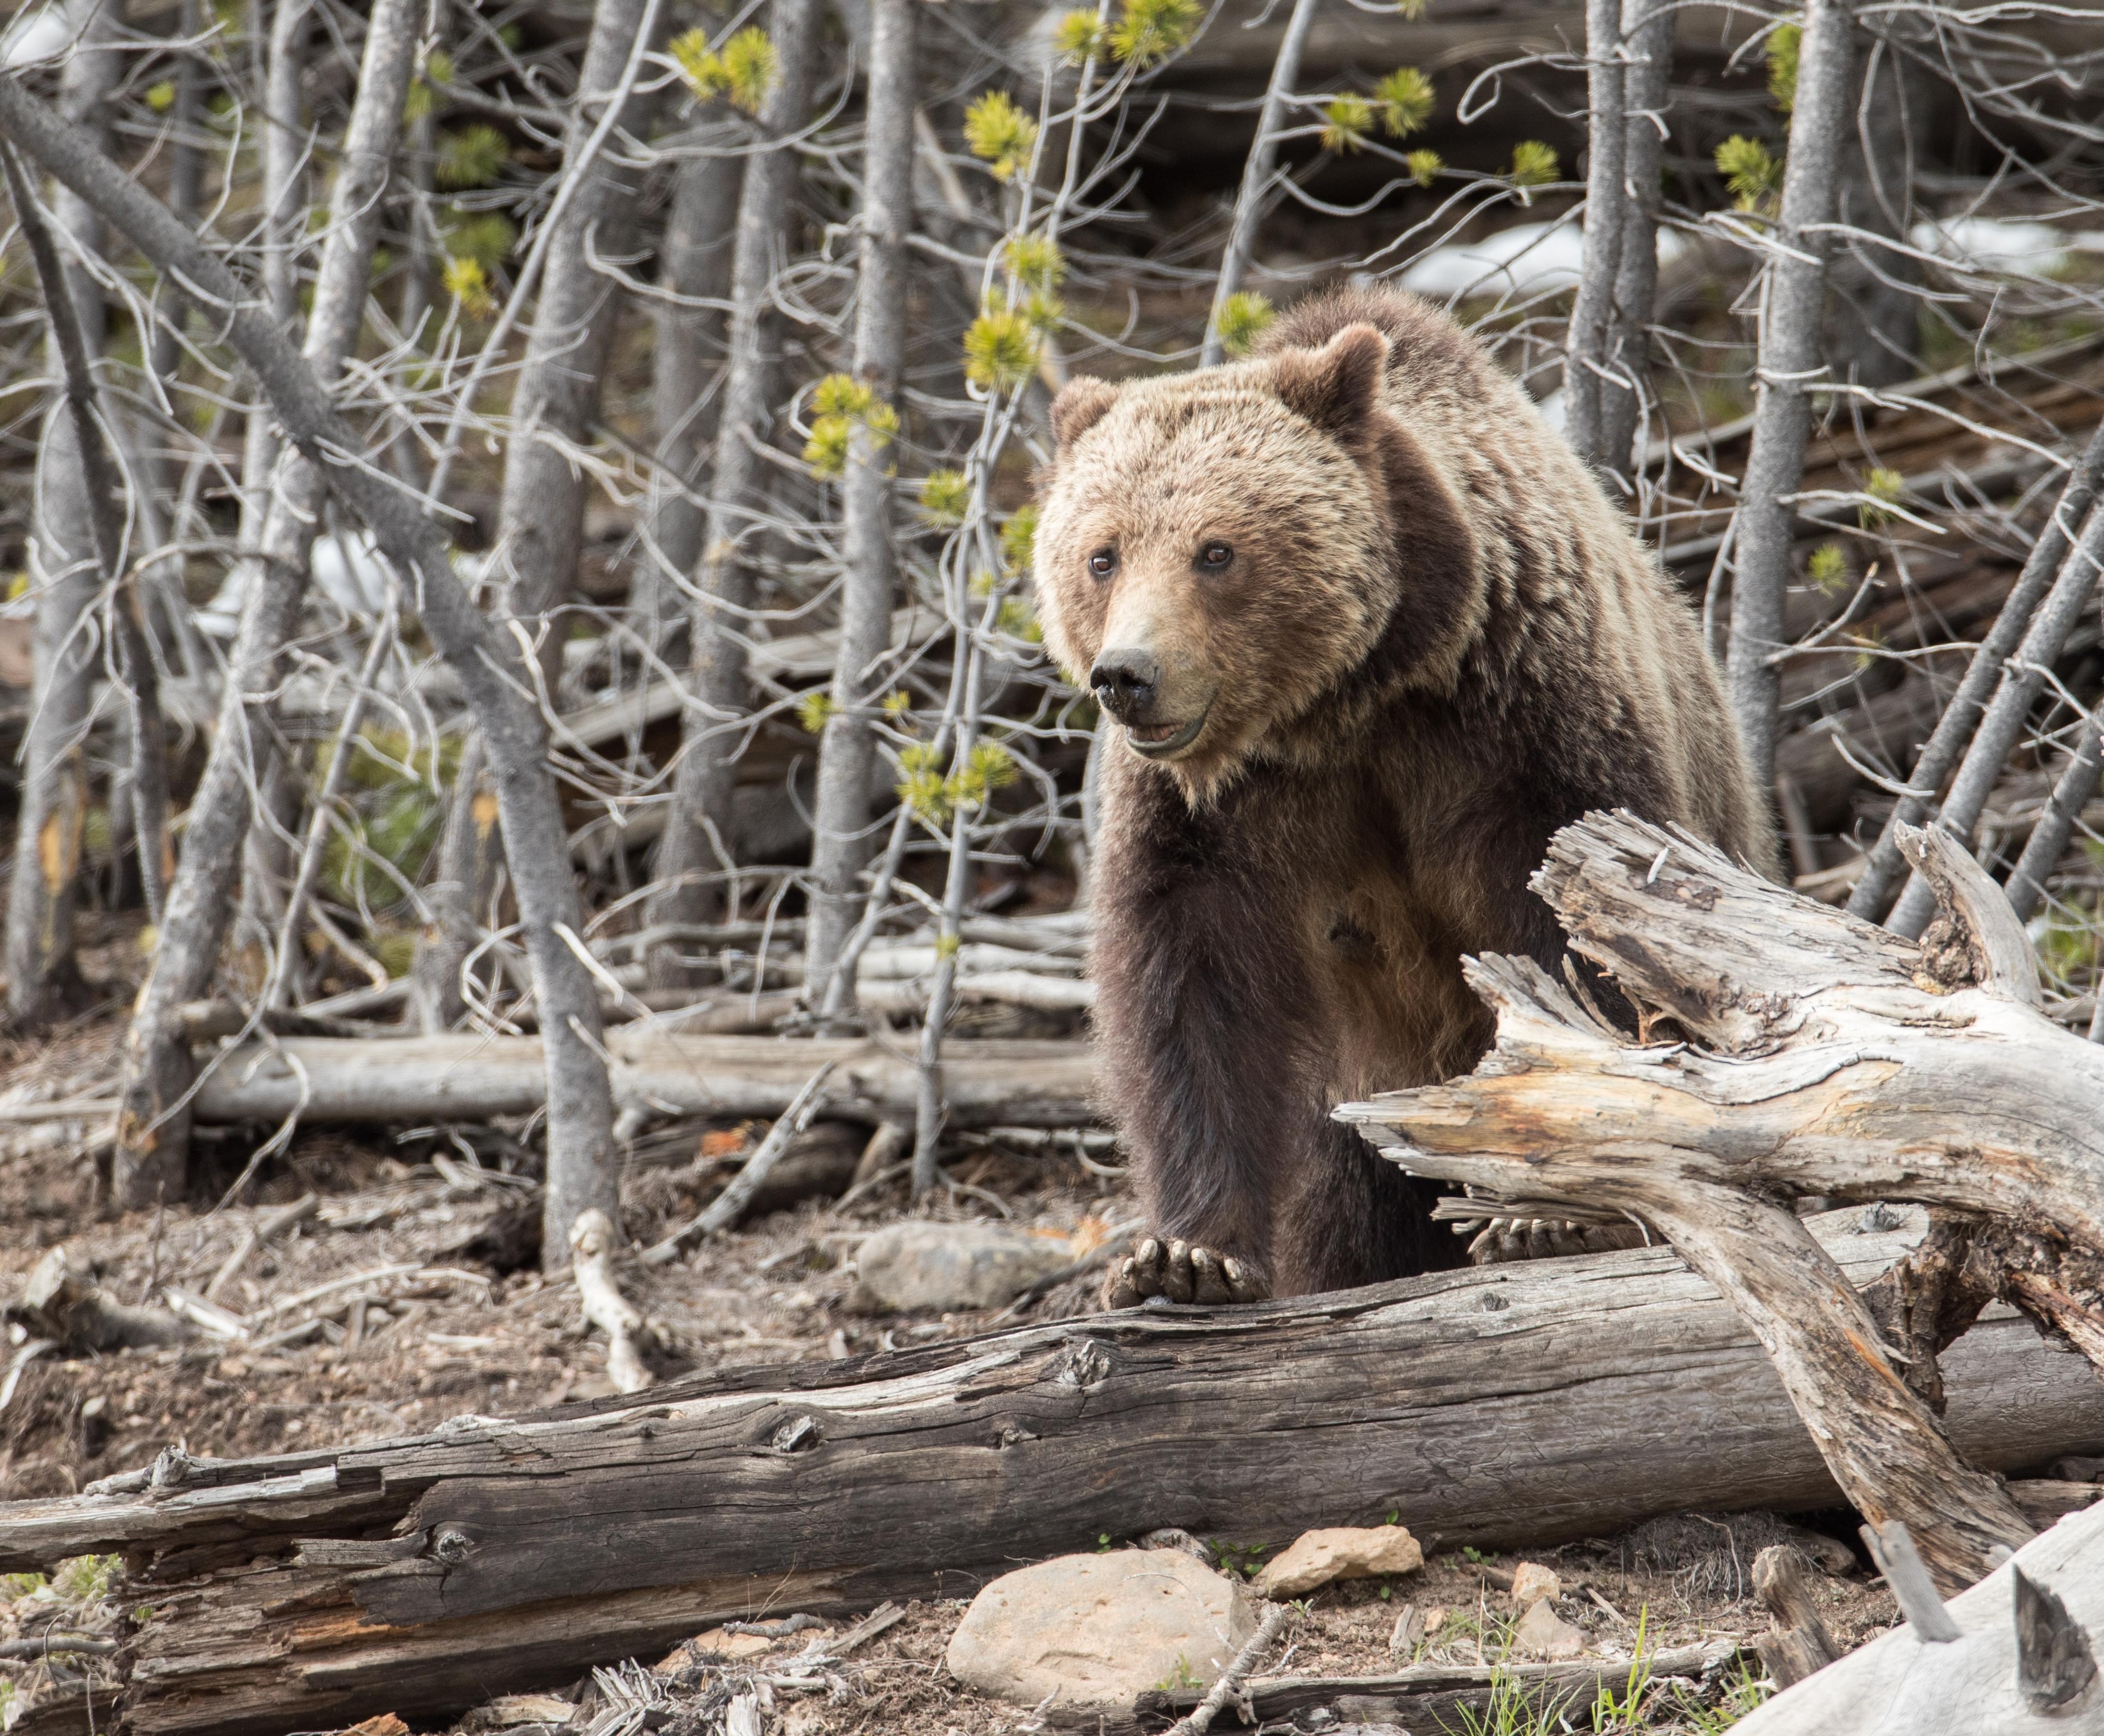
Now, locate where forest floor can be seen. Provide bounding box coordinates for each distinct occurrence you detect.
[0,948,1907,1735]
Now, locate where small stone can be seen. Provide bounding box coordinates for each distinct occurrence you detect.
[1508,1562,1560,1607]
[1388,1602,1425,1655]
[849,1222,1076,1312]
[945,1549,1255,1712]
[1141,1528,1219,1566]
[1512,1596,1586,1660]
[1252,1525,1423,1598]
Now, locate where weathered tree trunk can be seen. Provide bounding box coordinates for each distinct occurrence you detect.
[2003,706,2103,925]
[645,0,823,986]
[234,0,308,550]
[1734,1504,2103,1735]
[1724,0,1857,796]
[3,1211,2099,1736]
[1340,809,2104,1592]
[1199,0,1319,370]
[187,1031,1095,1126]
[414,0,664,1037]
[4,0,115,1032]
[1844,417,2104,922]
[804,0,917,1010]
[639,140,742,653]
[98,0,419,1207]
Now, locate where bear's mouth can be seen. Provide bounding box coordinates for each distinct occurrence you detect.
[1123,707,1210,760]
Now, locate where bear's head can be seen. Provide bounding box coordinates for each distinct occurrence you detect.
[1033,324,1479,803]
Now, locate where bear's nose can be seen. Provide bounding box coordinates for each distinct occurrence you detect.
[1089,648,1159,719]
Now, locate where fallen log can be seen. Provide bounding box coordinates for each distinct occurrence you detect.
[1340,810,2104,1592]
[1733,1504,2103,1734]
[185,1030,1097,1128]
[3,1209,2101,1735]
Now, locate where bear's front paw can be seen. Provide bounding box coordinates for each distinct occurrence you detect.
[1100,1237,1270,1309]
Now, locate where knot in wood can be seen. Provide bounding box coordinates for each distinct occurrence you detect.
[1478,1290,1510,1313]
[430,1527,474,1564]
[1913,915,1980,995]
[770,1413,822,1454]
[1048,1337,1113,1390]
[149,1446,195,1489]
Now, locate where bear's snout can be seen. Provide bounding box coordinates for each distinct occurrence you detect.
[1089,647,1160,722]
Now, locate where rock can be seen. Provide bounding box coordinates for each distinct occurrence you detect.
[1251,1525,1423,1598]
[849,1221,1076,1312]
[1508,1562,1561,1607]
[946,1549,1255,1712]
[1512,1595,1587,1660]
[1141,1527,1219,1566]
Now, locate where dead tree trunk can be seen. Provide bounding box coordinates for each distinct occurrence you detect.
[645,0,823,987]
[2,1210,2097,1736]
[105,0,421,1208]
[1724,0,1857,797]
[804,0,918,1009]
[3,0,115,1032]
[413,0,663,1036]
[1339,809,2104,1594]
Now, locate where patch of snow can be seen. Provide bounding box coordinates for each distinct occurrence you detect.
[3,2,88,69]
[1908,216,2104,275]
[195,533,396,636]
[1397,222,1690,303]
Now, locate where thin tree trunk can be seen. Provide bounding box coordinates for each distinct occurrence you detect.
[0,41,621,1277]
[1569,0,1671,478]
[1200,0,1319,369]
[1560,0,1629,473]
[4,0,115,1032]
[2002,707,2102,925]
[1844,419,2104,921]
[645,0,823,987]
[237,0,308,548]
[804,0,917,1012]
[106,0,421,1207]
[1885,500,2104,938]
[1723,0,1857,799]
[413,0,665,1032]
[641,140,743,655]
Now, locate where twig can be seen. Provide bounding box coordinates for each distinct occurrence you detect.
[1168,1601,1290,1735]
[568,1207,655,1394]
[203,1191,319,1303]
[639,1061,837,1265]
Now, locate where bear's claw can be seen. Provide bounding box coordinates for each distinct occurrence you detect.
[1100,1237,1270,1309]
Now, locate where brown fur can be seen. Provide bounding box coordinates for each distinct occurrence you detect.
[1034,285,1775,1298]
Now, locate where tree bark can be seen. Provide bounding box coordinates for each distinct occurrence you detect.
[645,0,823,986]
[1843,417,2104,923]
[104,0,423,1209]
[2,1210,2099,1736]
[0,39,621,1285]
[1559,0,1629,475]
[1339,810,2104,1593]
[414,0,665,1034]
[1724,0,1857,797]
[3,0,115,1032]
[804,0,918,1010]
[1199,0,1319,370]
[2002,706,2102,926]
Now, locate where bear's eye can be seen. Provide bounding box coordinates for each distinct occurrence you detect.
[1087,547,1118,579]
[1197,540,1234,572]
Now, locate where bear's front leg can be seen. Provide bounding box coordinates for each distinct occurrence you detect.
[1101,1236,1270,1308]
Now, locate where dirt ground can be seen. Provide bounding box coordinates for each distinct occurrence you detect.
[0,997,1911,1736]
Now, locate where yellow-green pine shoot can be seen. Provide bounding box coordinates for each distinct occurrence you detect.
[672,26,779,114]
[796,690,838,733]
[1806,541,1849,593]
[953,739,1021,808]
[896,741,951,823]
[964,90,1039,183]
[1766,21,1801,113]
[435,123,509,190]
[442,256,496,318]
[1715,135,1781,210]
[919,469,971,525]
[1860,467,1906,528]
[1006,233,1067,292]
[1109,0,1203,66]
[1000,504,1039,573]
[1322,93,1374,154]
[964,307,1040,391]
[1405,148,1443,187]
[1509,140,1559,188]
[443,211,517,270]
[998,596,1043,642]
[1054,9,1105,64]
[1216,290,1274,357]
[1375,66,1435,138]
[881,689,914,718]
[405,49,454,122]
[145,79,176,113]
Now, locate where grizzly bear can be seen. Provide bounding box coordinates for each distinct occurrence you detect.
[1032,284,1774,1308]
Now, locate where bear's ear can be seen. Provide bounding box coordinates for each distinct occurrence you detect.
[1272,323,1391,441]
[1050,375,1118,450]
